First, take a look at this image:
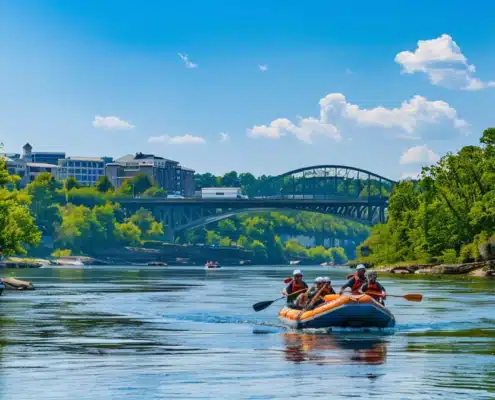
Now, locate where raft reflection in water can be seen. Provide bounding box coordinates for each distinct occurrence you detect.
[282,333,388,365]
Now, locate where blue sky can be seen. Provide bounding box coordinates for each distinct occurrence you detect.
[1,0,495,180]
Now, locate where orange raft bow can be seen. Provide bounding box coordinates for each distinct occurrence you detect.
[278,293,395,329]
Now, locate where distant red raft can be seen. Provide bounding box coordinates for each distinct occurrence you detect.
[278,294,395,329]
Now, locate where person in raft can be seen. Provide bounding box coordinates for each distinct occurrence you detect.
[282,269,308,303]
[295,276,322,307]
[297,277,336,308]
[0,279,4,296]
[361,271,387,304]
[339,264,367,295]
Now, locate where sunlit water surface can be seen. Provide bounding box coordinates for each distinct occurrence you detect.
[0,266,494,399]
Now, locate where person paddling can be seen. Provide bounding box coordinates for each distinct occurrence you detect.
[339,264,367,295]
[282,269,308,303]
[322,277,336,295]
[361,271,387,304]
[295,276,322,307]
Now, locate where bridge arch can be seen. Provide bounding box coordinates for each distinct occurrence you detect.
[249,165,397,200]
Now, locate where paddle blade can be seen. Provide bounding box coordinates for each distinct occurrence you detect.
[253,300,275,312]
[403,293,423,302]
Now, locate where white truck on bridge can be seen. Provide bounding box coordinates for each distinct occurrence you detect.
[201,187,248,199]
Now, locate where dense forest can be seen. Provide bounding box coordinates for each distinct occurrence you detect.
[357,128,495,266]
[178,211,370,264]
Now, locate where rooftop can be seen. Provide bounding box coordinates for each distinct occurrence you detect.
[115,152,178,164]
[63,156,104,162]
[27,162,59,168]
[179,167,195,172]
[31,152,66,155]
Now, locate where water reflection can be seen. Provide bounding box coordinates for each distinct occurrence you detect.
[282,332,388,365]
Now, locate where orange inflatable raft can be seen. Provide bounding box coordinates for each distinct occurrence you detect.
[278,294,395,329]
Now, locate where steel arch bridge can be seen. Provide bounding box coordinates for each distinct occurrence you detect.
[248,165,397,200]
[118,165,397,241]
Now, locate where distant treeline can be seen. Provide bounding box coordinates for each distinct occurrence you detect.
[178,211,370,264]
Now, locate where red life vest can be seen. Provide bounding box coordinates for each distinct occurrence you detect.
[367,281,379,291]
[349,274,366,294]
[289,280,307,293]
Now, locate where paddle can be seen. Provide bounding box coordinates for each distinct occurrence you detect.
[252,288,308,312]
[365,290,423,302]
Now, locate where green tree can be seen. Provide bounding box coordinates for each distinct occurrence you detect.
[65,176,81,191]
[220,171,239,187]
[115,221,141,246]
[0,160,41,255]
[143,186,167,197]
[95,176,114,193]
[26,172,63,235]
[129,208,155,233]
[131,174,153,194]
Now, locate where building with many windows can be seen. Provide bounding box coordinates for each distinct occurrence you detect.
[106,152,195,196]
[58,156,112,186]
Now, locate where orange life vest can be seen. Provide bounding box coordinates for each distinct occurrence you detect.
[349,274,366,294]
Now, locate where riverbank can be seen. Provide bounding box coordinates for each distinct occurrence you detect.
[376,260,495,277]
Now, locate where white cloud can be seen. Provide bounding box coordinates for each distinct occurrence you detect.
[219,132,230,142]
[248,92,467,143]
[148,134,205,145]
[400,145,440,165]
[178,53,198,69]
[259,64,268,72]
[395,34,495,91]
[92,116,135,130]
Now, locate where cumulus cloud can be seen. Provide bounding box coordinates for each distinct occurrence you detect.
[400,145,440,165]
[148,134,205,145]
[92,116,135,130]
[259,64,268,72]
[395,34,495,91]
[178,53,198,69]
[248,92,467,143]
[219,132,230,142]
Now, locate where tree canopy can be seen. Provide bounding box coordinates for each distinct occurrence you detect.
[356,128,495,265]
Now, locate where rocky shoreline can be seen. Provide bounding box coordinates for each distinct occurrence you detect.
[378,260,495,277]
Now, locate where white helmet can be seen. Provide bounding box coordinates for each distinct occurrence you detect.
[356,264,366,271]
[314,276,323,283]
[293,269,303,276]
[322,276,331,283]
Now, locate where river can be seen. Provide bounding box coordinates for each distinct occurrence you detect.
[0,265,494,399]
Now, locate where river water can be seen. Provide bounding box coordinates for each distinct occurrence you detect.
[0,265,494,399]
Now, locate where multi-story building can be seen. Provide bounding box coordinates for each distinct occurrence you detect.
[106,152,195,196]
[176,166,195,197]
[57,156,112,186]
[22,143,65,166]
[25,162,59,183]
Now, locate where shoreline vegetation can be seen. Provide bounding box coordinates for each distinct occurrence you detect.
[354,128,495,279]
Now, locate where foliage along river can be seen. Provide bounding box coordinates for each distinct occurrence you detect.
[0,265,493,400]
